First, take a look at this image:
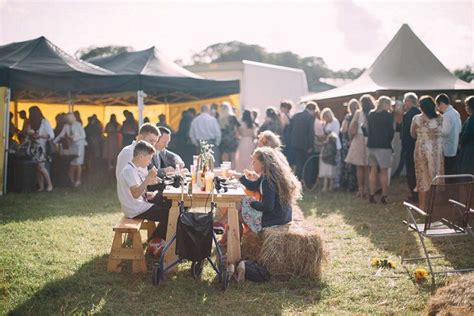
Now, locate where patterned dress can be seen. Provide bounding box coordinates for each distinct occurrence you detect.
[413,114,444,192]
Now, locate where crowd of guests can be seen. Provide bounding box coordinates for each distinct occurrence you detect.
[8,93,474,208]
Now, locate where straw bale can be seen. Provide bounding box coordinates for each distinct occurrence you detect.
[425,273,474,316]
[259,222,326,278]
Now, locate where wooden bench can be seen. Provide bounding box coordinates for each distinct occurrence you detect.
[107,217,156,273]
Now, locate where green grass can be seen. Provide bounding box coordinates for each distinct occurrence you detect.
[1,176,473,314]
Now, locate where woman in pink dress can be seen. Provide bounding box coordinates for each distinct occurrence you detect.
[236,110,257,172]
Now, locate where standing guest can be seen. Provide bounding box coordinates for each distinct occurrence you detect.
[189,104,222,165]
[257,130,282,150]
[117,141,169,244]
[345,97,371,197]
[367,96,394,204]
[319,108,341,191]
[258,107,282,135]
[280,100,294,164]
[25,106,54,191]
[411,96,444,210]
[312,106,325,185]
[149,127,185,178]
[458,96,474,175]
[340,100,360,191]
[174,110,194,167]
[54,113,67,138]
[73,111,83,125]
[156,114,173,133]
[288,102,316,179]
[8,113,20,151]
[435,93,462,177]
[210,103,220,119]
[402,92,421,203]
[238,147,301,232]
[236,110,257,172]
[54,113,87,187]
[115,123,160,181]
[103,114,121,170]
[121,111,139,147]
[321,107,341,189]
[18,110,29,143]
[9,112,19,141]
[84,115,103,173]
[219,102,240,168]
[251,110,260,128]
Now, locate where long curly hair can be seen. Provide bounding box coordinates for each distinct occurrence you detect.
[253,147,302,206]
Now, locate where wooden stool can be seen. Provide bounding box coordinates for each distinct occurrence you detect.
[107,217,147,273]
[140,220,156,240]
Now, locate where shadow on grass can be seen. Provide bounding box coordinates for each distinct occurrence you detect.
[300,178,421,258]
[9,255,328,315]
[0,173,120,224]
[299,178,474,273]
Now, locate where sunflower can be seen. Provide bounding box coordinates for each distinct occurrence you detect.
[415,268,428,281]
[371,258,381,267]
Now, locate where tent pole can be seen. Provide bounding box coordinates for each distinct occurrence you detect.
[14,100,18,128]
[1,88,11,195]
[137,90,146,126]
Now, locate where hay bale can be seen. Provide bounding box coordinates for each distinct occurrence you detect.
[426,273,474,316]
[240,230,263,261]
[259,222,326,278]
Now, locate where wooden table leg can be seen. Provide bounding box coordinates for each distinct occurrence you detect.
[226,206,241,265]
[164,204,179,272]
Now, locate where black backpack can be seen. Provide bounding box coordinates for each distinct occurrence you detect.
[243,260,271,282]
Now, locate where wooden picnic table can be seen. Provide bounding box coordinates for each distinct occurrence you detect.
[162,182,246,271]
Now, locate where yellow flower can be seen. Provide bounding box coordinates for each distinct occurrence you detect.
[371,258,380,267]
[387,260,396,269]
[415,268,428,280]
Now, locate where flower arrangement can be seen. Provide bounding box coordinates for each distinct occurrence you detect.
[415,268,428,281]
[371,257,396,269]
[198,140,215,171]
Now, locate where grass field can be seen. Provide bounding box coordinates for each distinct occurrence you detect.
[1,176,473,314]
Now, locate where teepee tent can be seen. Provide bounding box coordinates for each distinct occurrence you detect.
[302,24,472,118]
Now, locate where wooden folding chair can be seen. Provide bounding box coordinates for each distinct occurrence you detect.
[401,174,474,286]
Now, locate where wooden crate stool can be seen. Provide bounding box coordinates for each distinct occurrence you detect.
[107,217,147,273]
[140,220,156,240]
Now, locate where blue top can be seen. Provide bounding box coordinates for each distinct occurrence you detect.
[441,105,462,157]
[239,175,292,228]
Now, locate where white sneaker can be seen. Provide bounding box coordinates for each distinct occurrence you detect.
[236,261,245,283]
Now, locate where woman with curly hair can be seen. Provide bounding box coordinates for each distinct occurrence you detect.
[239,146,302,232]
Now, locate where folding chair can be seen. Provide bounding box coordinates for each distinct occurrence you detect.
[401,174,474,286]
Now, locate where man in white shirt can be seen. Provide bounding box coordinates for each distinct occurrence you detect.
[189,104,222,164]
[436,93,462,177]
[115,123,161,181]
[117,140,169,241]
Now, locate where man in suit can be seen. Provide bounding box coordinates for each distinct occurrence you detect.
[402,92,421,203]
[149,127,185,178]
[288,102,316,179]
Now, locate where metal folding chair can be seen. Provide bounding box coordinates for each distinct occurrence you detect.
[401,174,474,286]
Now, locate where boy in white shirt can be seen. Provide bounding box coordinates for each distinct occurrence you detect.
[117,140,170,243]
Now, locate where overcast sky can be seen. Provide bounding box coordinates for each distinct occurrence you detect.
[0,0,472,71]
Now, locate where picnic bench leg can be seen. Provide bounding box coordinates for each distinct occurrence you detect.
[108,232,124,273]
[141,220,156,240]
[131,231,147,273]
[164,204,180,272]
[226,206,241,265]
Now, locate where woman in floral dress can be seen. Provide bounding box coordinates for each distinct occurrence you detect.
[410,96,444,210]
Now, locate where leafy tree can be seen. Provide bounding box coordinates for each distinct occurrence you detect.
[191,41,363,92]
[75,45,134,60]
[454,65,473,82]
